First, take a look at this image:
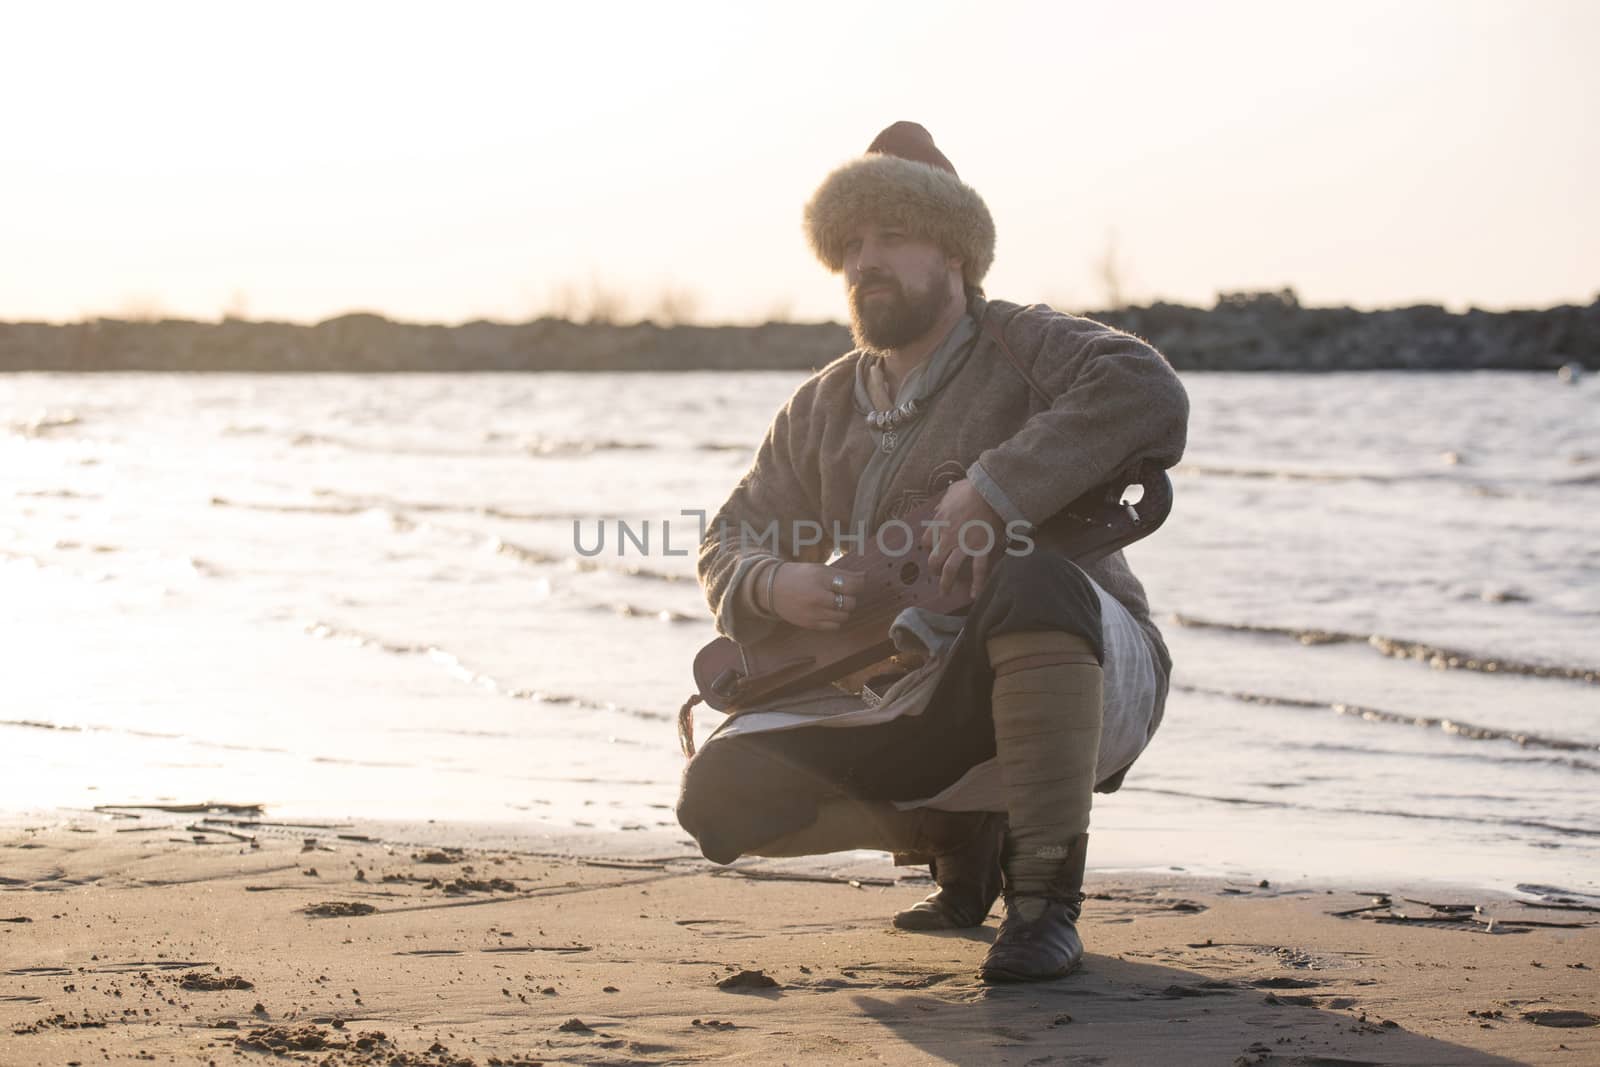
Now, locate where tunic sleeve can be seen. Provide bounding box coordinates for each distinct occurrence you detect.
[698,387,828,643]
[968,312,1188,528]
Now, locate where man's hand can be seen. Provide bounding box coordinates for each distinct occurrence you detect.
[920,479,1003,599]
[771,563,865,631]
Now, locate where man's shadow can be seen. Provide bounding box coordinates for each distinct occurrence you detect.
[843,949,1526,1066]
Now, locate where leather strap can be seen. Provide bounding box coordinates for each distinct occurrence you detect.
[980,310,1051,406]
[677,693,702,757]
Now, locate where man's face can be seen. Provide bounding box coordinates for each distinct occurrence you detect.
[843,222,959,352]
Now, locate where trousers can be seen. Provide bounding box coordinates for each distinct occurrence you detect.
[676,550,1164,865]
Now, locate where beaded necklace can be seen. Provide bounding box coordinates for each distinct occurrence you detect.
[853,313,978,455]
[865,396,922,453]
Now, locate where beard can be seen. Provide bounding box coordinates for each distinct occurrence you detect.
[848,266,952,352]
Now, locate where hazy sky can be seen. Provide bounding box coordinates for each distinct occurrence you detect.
[2,0,1594,324]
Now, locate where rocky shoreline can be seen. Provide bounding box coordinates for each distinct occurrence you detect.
[2,290,1594,373]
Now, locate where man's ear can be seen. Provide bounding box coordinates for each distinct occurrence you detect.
[948,256,966,290]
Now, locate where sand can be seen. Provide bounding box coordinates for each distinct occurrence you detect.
[2,812,1597,1066]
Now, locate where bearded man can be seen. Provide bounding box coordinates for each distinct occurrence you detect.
[675,122,1189,982]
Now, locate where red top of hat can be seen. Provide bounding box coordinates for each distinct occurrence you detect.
[865,121,958,177]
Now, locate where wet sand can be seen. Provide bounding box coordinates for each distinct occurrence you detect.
[2,813,1596,1066]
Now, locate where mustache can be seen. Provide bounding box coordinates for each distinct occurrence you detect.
[851,274,900,297]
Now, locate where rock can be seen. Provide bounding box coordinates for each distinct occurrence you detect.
[301,901,377,918]
[1523,1010,1599,1028]
[178,973,254,991]
[716,969,780,991]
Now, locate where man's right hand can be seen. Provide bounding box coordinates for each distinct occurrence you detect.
[771,563,865,631]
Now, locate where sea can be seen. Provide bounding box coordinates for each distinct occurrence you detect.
[2,370,1596,894]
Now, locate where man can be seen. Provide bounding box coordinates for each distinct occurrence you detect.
[676,122,1188,982]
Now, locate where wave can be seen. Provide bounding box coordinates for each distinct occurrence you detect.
[1173,614,1600,685]
[15,488,99,500]
[485,539,561,566]
[1,719,81,732]
[1291,740,1600,776]
[208,495,693,585]
[488,533,685,581]
[572,558,689,584]
[0,718,287,752]
[1176,682,1600,756]
[490,536,689,584]
[1120,785,1600,838]
[209,495,367,516]
[1,547,114,584]
[1175,462,1597,496]
[49,541,120,554]
[1175,463,1428,485]
[5,411,82,438]
[281,430,657,457]
[607,602,697,623]
[310,755,414,769]
[306,488,624,526]
[299,619,670,721]
[526,438,656,456]
[210,492,589,523]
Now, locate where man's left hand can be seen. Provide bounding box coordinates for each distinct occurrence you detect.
[920,478,1003,599]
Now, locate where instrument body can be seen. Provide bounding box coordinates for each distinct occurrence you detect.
[692,467,1173,713]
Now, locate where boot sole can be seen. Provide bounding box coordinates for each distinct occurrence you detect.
[978,957,1082,983]
[891,909,983,931]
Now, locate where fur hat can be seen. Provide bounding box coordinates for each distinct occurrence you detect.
[803,121,995,288]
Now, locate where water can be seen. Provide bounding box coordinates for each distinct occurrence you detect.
[2,370,1595,893]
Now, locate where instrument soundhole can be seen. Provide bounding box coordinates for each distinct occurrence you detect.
[899,561,920,585]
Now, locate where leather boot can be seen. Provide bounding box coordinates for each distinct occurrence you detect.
[891,810,1006,931]
[980,628,1101,982]
[980,832,1089,982]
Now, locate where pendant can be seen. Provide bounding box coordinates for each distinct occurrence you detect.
[881,430,898,453]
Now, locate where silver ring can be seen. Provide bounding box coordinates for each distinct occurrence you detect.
[831,574,845,592]
[834,592,846,611]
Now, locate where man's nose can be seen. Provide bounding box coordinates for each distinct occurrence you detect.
[848,237,885,277]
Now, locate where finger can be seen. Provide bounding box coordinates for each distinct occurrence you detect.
[823,570,866,596]
[813,590,857,611]
[939,549,965,596]
[815,598,855,618]
[971,551,991,600]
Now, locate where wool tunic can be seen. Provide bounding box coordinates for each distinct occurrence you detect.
[694,295,1189,794]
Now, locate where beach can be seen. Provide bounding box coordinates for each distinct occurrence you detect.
[6,0,1598,1058]
[3,371,1596,887]
[3,813,1597,1066]
[3,368,1598,1063]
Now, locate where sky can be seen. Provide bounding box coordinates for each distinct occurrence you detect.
[1,0,1594,325]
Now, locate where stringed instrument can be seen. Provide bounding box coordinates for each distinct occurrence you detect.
[688,465,1173,728]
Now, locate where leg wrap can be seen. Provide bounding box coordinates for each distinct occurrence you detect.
[985,629,1103,899]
